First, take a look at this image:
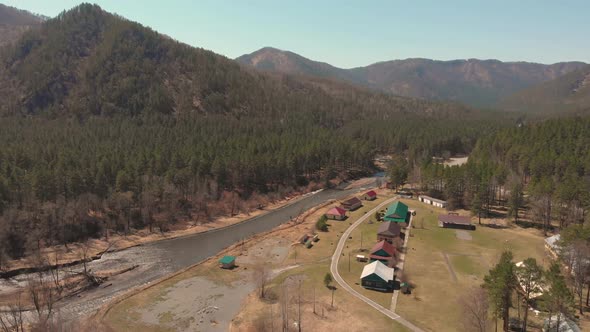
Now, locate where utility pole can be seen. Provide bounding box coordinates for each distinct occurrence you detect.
[313,286,316,314]
[360,231,363,251]
[298,279,302,332]
[331,288,335,308]
[348,251,351,272]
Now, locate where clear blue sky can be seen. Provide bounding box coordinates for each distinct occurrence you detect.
[4,0,590,68]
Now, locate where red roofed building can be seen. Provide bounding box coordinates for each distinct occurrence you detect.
[362,190,377,201]
[325,206,347,220]
[369,240,397,267]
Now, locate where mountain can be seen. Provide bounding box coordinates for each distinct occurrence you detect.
[501,65,590,114]
[0,4,475,120]
[0,3,45,47]
[237,48,587,108]
[235,47,355,82]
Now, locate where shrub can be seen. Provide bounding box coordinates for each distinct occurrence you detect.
[316,215,328,231]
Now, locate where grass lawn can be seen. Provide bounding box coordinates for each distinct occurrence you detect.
[396,199,547,332]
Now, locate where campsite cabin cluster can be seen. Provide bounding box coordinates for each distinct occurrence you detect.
[324,191,377,221]
[360,200,411,292]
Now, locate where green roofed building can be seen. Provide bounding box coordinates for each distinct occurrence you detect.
[383,201,409,224]
[219,255,236,269]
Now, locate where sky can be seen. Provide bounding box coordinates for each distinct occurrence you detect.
[4,0,590,68]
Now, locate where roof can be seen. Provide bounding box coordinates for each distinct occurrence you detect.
[544,314,581,332]
[364,190,377,197]
[438,214,471,225]
[545,234,561,250]
[219,256,235,264]
[419,195,447,204]
[370,240,396,256]
[384,201,409,222]
[377,222,401,237]
[515,261,545,298]
[342,197,362,206]
[360,260,395,281]
[326,206,347,216]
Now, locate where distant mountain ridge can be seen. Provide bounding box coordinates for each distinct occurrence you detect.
[0,4,474,120]
[501,65,590,113]
[0,3,46,47]
[237,47,587,108]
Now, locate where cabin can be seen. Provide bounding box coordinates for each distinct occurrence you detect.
[369,240,396,267]
[383,201,409,224]
[219,256,236,269]
[544,234,561,259]
[341,197,362,211]
[515,261,544,299]
[543,314,581,332]
[325,206,347,220]
[438,214,475,230]
[418,195,447,208]
[360,261,395,291]
[377,221,402,244]
[362,190,377,201]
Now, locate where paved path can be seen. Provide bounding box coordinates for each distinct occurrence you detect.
[330,197,424,332]
[390,212,414,312]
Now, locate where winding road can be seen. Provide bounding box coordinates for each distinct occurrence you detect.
[329,197,424,332]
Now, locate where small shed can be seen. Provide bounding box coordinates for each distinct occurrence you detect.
[341,197,362,211]
[362,190,377,201]
[418,195,448,209]
[325,206,347,220]
[219,256,236,269]
[356,255,368,262]
[300,234,311,244]
[383,201,409,224]
[438,214,475,230]
[377,221,402,244]
[360,261,395,291]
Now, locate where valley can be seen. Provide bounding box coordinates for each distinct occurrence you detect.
[0,2,589,332]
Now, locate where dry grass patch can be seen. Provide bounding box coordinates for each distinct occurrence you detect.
[396,199,547,332]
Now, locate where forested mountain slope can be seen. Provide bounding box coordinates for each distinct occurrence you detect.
[501,65,590,114]
[0,3,471,120]
[0,4,517,260]
[0,3,45,47]
[237,47,587,108]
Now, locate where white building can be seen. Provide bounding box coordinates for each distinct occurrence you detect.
[418,195,448,209]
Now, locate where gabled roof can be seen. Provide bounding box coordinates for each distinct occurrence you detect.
[370,240,396,257]
[365,190,377,197]
[360,260,394,281]
[326,206,347,216]
[438,214,471,225]
[384,201,408,222]
[377,221,401,237]
[219,256,235,264]
[342,197,362,206]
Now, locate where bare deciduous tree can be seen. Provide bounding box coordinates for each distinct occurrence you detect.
[253,260,271,299]
[0,294,25,332]
[459,287,490,332]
